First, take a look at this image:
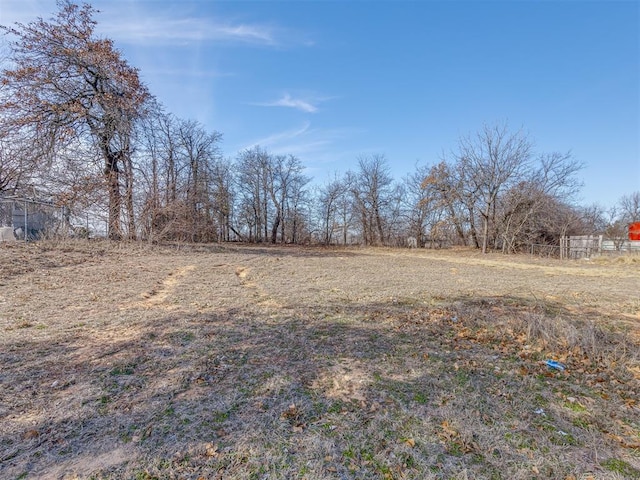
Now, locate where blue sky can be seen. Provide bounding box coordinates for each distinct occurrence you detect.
[1,0,638,207]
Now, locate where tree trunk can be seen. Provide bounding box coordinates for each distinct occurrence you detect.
[375,206,385,246]
[123,153,136,240]
[481,216,489,254]
[468,207,480,249]
[481,202,491,254]
[105,158,122,240]
[271,214,280,244]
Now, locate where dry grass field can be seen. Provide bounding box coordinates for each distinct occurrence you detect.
[1,241,639,480]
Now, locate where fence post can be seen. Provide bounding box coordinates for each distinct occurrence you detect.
[23,200,28,242]
[598,235,603,255]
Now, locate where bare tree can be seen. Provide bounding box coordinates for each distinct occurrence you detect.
[235,148,309,244]
[453,124,532,253]
[351,154,394,246]
[134,107,226,242]
[403,164,445,247]
[176,119,222,241]
[268,155,307,244]
[210,160,236,242]
[283,170,311,244]
[497,151,583,252]
[402,166,427,246]
[0,129,39,195]
[601,206,628,249]
[316,174,349,245]
[578,203,608,235]
[338,172,356,245]
[236,147,271,242]
[618,192,640,223]
[421,161,469,246]
[0,1,150,239]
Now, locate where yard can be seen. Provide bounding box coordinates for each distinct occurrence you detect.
[1,241,639,479]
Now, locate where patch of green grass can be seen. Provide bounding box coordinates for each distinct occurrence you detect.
[454,370,470,386]
[327,400,346,414]
[211,410,230,423]
[563,401,587,412]
[534,418,556,432]
[119,424,139,444]
[399,451,416,468]
[162,405,175,417]
[572,417,591,429]
[413,391,429,404]
[298,465,310,475]
[343,446,356,459]
[504,431,537,450]
[97,395,111,414]
[601,458,640,478]
[110,363,136,376]
[533,393,549,406]
[549,430,579,446]
[170,330,195,345]
[446,440,465,457]
[374,461,393,476]
[360,449,375,463]
[133,471,159,480]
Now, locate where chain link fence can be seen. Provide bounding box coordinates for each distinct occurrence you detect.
[0,195,68,241]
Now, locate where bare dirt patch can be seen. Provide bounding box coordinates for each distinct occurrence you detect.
[1,242,639,479]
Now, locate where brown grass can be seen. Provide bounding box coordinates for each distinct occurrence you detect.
[1,241,639,479]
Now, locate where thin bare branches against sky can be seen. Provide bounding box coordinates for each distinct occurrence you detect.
[1,0,638,206]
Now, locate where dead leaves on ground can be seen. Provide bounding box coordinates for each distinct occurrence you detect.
[280,403,306,432]
[390,300,640,454]
[437,420,480,455]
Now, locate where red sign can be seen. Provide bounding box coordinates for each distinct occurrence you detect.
[630,222,640,241]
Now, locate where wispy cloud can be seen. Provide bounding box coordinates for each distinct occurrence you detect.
[0,0,295,46]
[215,23,276,45]
[254,94,319,113]
[252,93,338,113]
[239,122,365,173]
[243,122,313,150]
[0,1,287,46]
[99,17,280,46]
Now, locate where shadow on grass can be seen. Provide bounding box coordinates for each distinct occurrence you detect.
[1,297,638,479]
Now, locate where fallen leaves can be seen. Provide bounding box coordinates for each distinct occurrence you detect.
[204,443,218,457]
[280,403,301,421]
[437,420,479,454]
[403,437,416,448]
[606,433,640,450]
[21,429,39,440]
[280,403,306,432]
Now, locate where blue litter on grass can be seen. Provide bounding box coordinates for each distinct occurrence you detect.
[545,360,566,371]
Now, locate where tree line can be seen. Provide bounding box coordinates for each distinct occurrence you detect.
[1,1,638,250]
